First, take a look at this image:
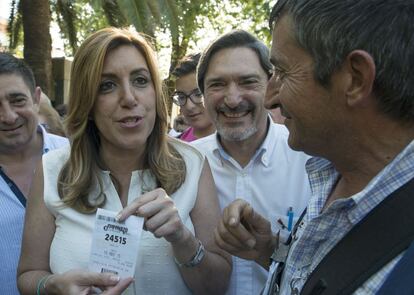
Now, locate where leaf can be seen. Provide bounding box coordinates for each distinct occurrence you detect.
[118,0,156,36]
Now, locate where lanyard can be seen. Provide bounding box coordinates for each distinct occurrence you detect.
[0,167,26,207]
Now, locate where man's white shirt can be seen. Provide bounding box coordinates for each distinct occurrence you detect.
[192,119,311,295]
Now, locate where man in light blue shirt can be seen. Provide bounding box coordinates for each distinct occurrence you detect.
[0,53,68,294]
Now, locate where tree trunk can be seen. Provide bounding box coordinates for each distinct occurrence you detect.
[21,0,53,98]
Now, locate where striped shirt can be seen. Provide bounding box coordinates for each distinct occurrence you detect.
[0,125,68,295]
[278,140,414,294]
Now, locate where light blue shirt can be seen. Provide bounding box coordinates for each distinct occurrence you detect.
[278,140,414,295]
[0,125,68,294]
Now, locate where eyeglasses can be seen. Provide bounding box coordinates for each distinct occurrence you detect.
[172,89,203,106]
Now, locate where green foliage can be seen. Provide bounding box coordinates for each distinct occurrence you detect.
[6,0,276,109]
[215,0,276,46]
[239,0,276,45]
[101,0,128,28]
[53,0,78,54]
[7,0,23,52]
[117,0,157,36]
[8,0,275,58]
[52,0,110,56]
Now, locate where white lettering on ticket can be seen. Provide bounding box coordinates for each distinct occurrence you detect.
[88,208,144,278]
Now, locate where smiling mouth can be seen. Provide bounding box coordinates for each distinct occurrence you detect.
[0,125,22,132]
[221,111,249,118]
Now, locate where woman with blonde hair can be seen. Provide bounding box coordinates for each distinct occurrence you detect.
[17,27,231,294]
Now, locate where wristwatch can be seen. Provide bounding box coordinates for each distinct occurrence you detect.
[174,240,205,267]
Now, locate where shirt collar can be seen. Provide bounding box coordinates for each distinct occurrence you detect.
[305,140,414,223]
[212,116,274,167]
[37,124,50,154]
[347,139,414,222]
[305,157,340,219]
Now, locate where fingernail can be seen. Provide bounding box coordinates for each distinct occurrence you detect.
[246,239,255,248]
[115,213,122,222]
[109,275,120,283]
[229,218,236,226]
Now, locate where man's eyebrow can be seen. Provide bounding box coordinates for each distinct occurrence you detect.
[239,74,263,80]
[205,77,223,84]
[7,92,29,98]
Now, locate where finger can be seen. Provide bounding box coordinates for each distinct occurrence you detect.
[137,195,174,218]
[223,201,257,248]
[103,278,134,295]
[223,199,250,226]
[225,220,256,249]
[152,217,183,241]
[214,226,249,253]
[214,228,240,254]
[116,189,162,221]
[241,205,271,234]
[144,206,178,233]
[214,228,260,261]
[216,219,249,249]
[78,272,120,287]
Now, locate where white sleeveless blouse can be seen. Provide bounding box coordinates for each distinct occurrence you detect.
[43,140,204,294]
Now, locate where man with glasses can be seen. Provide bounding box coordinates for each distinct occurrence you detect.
[193,30,311,295]
[171,53,215,142]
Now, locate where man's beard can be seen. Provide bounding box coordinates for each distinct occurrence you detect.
[217,124,257,141]
[213,101,257,141]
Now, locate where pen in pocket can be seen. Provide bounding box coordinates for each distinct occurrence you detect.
[287,207,294,231]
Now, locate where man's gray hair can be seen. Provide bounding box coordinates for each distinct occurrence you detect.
[197,29,272,94]
[270,0,414,122]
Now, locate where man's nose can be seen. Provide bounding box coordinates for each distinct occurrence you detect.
[265,74,281,109]
[224,83,243,108]
[0,104,19,124]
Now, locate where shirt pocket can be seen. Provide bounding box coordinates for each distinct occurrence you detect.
[270,214,300,243]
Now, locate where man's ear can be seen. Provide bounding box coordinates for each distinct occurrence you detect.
[343,50,376,107]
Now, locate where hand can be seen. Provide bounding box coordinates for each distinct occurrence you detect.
[116,188,186,243]
[214,199,278,270]
[101,277,134,294]
[46,270,133,295]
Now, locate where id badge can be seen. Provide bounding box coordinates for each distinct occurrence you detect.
[88,208,144,278]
